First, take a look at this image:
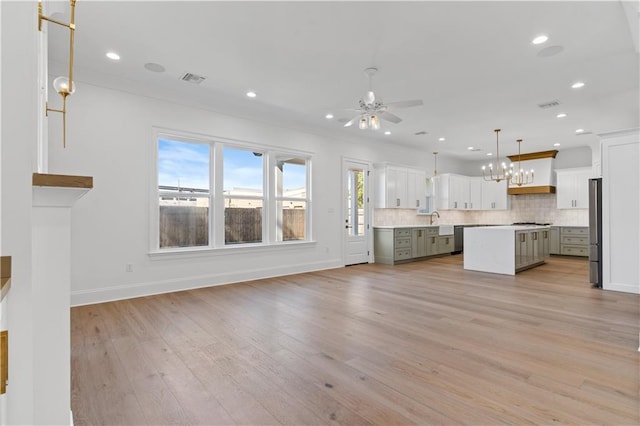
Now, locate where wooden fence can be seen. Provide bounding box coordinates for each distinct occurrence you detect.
[159,206,305,248]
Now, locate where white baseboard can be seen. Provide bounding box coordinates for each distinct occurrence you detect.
[603,282,640,294]
[71,259,343,306]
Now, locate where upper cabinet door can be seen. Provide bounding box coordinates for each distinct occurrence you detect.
[468,177,482,210]
[556,167,592,209]
[374,164,427,209]
[481,179,509,210]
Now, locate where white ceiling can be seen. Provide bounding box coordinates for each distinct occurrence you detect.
[47,1,639,159]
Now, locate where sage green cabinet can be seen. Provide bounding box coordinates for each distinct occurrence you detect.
[437,235,454,254]
[374,226,453,264]
[549,227,560,254]
[411,228,428,258]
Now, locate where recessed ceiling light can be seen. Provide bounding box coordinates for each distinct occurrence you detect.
[106,51,120,61]
[467,146,474,150]
[571,82,585,89]
[575,128,585,133]
[532,35,548,45]
[384,131,391,135]
[438,137,445,142]
[556,113,567,118]
[487,152,493,156]
[554,143,561,147]
[246,91,257,98]
[325,113,333,119]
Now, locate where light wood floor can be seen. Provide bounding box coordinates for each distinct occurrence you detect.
[71,255,640,425]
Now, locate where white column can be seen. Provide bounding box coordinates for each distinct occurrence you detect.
[32,184,90,425]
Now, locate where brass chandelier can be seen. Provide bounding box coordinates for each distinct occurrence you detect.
[508,139,535,186]
[38,0,77,148]
[482,129,509,182]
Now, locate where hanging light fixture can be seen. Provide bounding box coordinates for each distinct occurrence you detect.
[482,129,509,182]
[38,0,77,148]
[509,139,534,186]
[432,152,438,176]
[369,114,380,130]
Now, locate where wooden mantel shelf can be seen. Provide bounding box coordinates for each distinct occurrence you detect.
[32,173,93,189]
[32,173,93,208]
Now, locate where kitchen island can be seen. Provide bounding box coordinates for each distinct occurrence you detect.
[463,225,550,275]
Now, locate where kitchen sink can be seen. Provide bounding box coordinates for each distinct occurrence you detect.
[438,224,454,235]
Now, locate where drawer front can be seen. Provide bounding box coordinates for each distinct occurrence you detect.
[561,227,588,236]
[395,249,412,260]
[561,236,588,246]
[426,227,438,235]
[394,229,411,237]
[560,245,588,256]
[395,237,412,248]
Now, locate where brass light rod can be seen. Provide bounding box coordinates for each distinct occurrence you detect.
[38,0,77,148]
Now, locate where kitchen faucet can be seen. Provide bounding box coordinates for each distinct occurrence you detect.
[430,210,440,225]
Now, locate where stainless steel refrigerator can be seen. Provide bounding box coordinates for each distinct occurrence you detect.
[589,178,602,288]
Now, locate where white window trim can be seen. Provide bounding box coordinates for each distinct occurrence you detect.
[150,127,312,255]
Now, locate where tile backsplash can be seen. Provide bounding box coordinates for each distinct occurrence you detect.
[374,193,588,226]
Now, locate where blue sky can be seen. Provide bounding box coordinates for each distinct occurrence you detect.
[158,139,306,191]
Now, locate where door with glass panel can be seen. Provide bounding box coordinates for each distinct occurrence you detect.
[343,160,371,265]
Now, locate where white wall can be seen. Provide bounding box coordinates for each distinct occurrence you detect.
[1,2,38,424]
[46,82,435,306]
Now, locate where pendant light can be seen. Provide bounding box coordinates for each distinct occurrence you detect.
[509,139,535,186]
[482,129,509,182]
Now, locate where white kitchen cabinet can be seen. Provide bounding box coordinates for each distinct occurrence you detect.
[407,169,427,209]
[375,164,426,209]
[468,177,482,210]
[436,174,482,210]
[481,179,509,210]
[556,167,592,209]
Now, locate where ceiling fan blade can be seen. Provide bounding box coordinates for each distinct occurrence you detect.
[385,99,423,109]
[380,111,403,124]
[365,90,375,104]
[343,116,360,127]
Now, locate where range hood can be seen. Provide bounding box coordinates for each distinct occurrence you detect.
[506,150,558,195]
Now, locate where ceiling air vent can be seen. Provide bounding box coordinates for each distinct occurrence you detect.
[414,131,428,136]
[180,72,206,84]
[537,100,560,109]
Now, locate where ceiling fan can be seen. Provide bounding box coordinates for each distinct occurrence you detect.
[343,67,424,130]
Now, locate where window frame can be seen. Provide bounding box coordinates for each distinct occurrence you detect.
[150,128,313,254]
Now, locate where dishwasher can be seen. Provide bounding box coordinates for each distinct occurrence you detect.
[453,226,464,254]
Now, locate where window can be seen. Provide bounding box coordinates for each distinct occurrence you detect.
[157,138,210,249]
[223,147,264,244]
[153,131,311,251]
[275,157,308,241]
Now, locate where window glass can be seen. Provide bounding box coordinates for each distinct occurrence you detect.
[158,139,210,248]
[158,139,210,190]
[277,200,306,241]
[225,199,263,244]
[276,158,306,198]
[223,147,264,244]
[223,147,264,194]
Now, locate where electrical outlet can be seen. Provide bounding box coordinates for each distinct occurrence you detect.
[125,264,133,273]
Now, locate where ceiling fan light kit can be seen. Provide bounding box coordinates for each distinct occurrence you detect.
[344,67,423,131]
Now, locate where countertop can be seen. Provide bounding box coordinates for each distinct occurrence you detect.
[475,225,550,231]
